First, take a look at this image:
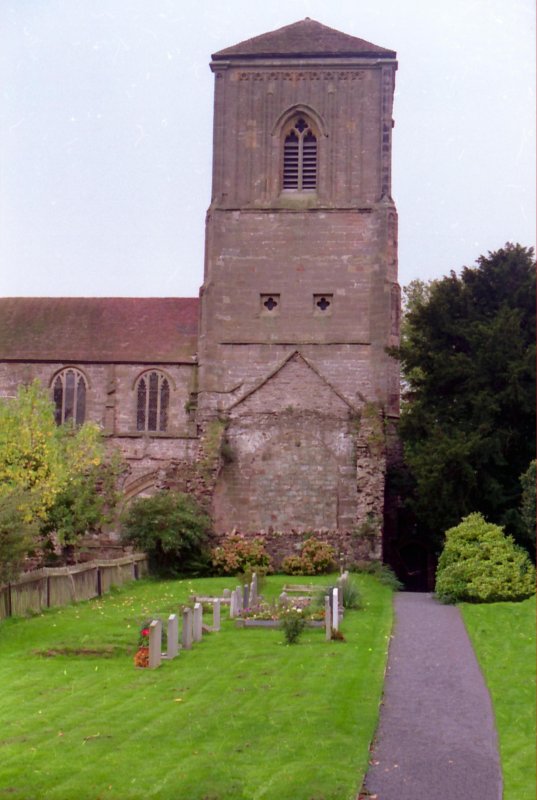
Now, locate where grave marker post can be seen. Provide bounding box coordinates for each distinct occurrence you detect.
[148,619,162,669]
[182,607,193,650]
[193,602,203,642]
[166,614,178,659]
[332,588,339,631]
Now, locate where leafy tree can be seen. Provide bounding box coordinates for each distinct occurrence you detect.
[0,490,40,583]
[121,491,211,576]
[41,450,125,548]
[0,382,122,568]
[395,244,535,548]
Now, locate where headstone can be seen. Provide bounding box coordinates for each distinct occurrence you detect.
[332,588,339,631]
[324,595,331,641]
[249,579,256,605]
[212,599,221,631]
[182,607,193,650]
[279,591,288,606]
[243,584,250,610]
[251,572,258,601]
[235,585,243,614]
[148,619,162,669]
[166,614,178,659]
[223,588,231,598]
[193,602,203,642]
[229,589,237,619]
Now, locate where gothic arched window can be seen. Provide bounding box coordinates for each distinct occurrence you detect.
[52,368,87,426]
[283,118,317,191]
[136,371,170,433]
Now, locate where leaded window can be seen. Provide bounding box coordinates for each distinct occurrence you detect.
[283,118,317,191]
[52,368,87,426]
[136,371,169,432]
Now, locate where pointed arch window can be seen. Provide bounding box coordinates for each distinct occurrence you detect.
[283,118,317,191]
[136,371,170,433]
[52,368,87,426]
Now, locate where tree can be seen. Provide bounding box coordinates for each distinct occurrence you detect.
[395,244,536,548]
[0,382,121,570]
[519,460,536,556]
[0,490,40,584]
[121,491,211,576]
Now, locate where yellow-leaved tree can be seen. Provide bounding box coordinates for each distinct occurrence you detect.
[0,382,121,580]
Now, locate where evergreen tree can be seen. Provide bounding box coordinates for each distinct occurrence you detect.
[396,244,536,550]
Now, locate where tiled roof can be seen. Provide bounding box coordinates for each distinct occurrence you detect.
[213,18,396,60]
[0,298,199,363]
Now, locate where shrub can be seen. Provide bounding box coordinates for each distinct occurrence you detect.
[282,537,336,575]
[435,512,536,604]
[352,561,403,591]
[210,533,272,576]
[280,607,307,645]
[121,491,211,576]
[313,577,362,610]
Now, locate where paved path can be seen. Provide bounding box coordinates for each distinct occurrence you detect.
[362,592,502,800]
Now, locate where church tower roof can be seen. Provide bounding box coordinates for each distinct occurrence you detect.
[212,18,396,60]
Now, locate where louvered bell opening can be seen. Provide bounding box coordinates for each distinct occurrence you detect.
[302,132,317,190]
[283,132,299,189]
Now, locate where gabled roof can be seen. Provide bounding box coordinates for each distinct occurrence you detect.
[0,298,199,363]
[212,18,396,61]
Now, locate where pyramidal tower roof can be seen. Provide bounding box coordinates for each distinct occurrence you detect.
[212,18,396,60]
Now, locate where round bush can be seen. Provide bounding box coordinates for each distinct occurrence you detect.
[210,533,272,576]
[121,491,211,576]
[282,537,336,575]
[435,512,536,603]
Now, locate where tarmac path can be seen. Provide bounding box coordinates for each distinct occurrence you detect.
[362,592,502,800]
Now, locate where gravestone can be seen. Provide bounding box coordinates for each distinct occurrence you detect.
[251,573,258,602]
[149,619,162,669]
[166,614,178,659]
[229,589,237,619]
[213,599,221,631]
[193,602,203,642]
[182,607,193,650]
[279,591,288,606]
[324,595,331,641]
[235,585,243,614]
[243,584,250,610]
[332,588,339,631]
[223,588,231,598]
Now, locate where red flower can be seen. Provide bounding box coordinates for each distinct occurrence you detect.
[141,628,150,637]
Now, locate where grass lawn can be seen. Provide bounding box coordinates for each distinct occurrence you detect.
[461,595,536,800]
[0,574,393,800]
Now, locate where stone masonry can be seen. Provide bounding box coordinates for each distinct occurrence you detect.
[0,20,400,562]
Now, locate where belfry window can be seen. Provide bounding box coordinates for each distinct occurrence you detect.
[283,118,317,191]
[52,368,87,426]
[136,371,170,433]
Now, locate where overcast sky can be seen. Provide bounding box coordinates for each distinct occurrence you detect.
[1,0,535,298]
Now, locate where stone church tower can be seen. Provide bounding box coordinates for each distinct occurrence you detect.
[0,19,399,565]
[198,19,400,550]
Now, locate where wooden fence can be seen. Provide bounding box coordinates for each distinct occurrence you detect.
[0,554,148,620]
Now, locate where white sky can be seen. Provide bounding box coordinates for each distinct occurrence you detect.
[1,0,535,298]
